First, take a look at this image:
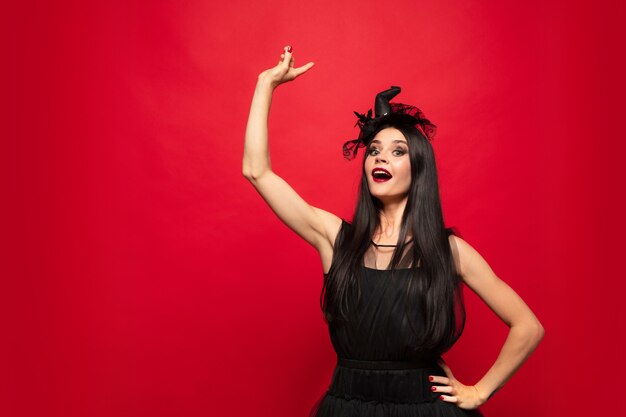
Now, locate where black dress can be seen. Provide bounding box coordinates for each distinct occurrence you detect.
[309,220,485,417]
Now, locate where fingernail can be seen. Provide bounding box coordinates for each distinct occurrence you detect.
[431,386,437,391]
[287,45,292,53]
[428,376,434,381]
[440,395,445,400]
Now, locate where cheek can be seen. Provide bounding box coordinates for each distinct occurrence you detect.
[398,161,411,180]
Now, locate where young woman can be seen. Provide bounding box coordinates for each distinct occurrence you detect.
[242,45,545,417]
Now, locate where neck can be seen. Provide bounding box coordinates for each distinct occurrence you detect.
[375,197,411,240]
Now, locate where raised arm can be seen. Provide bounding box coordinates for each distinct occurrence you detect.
[242,46,341,252]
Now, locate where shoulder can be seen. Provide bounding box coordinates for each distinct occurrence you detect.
[447,233,467,253]
[448,234,499,289]
[447,234,479,279]
[447,234,464,275]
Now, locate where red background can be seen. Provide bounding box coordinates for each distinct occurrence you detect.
[3,1,625,416]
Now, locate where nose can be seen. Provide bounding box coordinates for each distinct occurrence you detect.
[375,154,387,163]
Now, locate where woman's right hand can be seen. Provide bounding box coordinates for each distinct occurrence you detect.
[257,45,315,90]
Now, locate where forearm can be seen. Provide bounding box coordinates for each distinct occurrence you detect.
[242,78,275,178]
[474,323,544,404]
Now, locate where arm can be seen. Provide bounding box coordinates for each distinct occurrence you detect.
[242,47,340,251]
[449,235,545,404]
[242,45,314,177]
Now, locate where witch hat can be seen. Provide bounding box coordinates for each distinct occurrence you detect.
[342,85,437,160]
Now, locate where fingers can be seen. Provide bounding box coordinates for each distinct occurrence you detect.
[430,372,482,409]
[429,375,451,385]
[430,374,454,402]
[293,61,315,77]
[278,52,287,64]
[281,45,301,69]
[281,45,292,69]
[432,384,455,394]
[277,45,315,78]
[439,394,459,403]
[278,51,294,68]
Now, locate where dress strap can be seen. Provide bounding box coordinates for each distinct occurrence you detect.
[371,237,414,248]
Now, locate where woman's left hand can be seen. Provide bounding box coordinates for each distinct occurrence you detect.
[429,360,484,410]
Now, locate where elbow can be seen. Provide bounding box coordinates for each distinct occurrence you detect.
[514,320,545,344]
[536,322,545,341]
[242,165,257,181]
[242,167,270,182]
[242,161,252,180]
[533,316,545,338]
[242,170,260,182]
[528,321,545,346]
[242,160,270,181]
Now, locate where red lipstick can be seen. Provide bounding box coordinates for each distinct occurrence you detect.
[372,167,392,182]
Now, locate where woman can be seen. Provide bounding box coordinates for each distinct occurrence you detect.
[242,45,545,417]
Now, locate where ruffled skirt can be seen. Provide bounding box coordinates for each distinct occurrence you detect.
[309,359,485,417]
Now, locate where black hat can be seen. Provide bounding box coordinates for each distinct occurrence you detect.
[342,86,437,160]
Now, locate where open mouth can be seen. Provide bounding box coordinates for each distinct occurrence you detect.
[372,168,392,182]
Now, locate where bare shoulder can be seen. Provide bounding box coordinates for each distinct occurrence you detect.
[448,234,500,288]
[448,234,464,274]
[447,234,487,283]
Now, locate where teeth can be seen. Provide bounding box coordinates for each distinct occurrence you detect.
[373,169,391,176]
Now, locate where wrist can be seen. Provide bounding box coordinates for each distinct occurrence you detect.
[473,383,491,405]
[256,76,277,92]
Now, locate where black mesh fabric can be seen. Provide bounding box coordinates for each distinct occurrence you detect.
[311,220,485,417]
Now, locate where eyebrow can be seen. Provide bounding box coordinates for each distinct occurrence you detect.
[370,140,408,145]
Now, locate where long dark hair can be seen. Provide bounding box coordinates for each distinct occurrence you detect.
[320,120,466,356]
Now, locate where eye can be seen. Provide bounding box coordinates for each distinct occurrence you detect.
[368,147,407,156]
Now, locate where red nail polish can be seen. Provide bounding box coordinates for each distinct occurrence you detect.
[428,376,434,381]
[287,46,292,53]
[440,395,444,400]
[431,386,436,391]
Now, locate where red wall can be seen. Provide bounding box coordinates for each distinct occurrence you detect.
[4,1,625,416]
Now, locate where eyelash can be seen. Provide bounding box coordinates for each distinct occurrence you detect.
[367,148,407,156]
